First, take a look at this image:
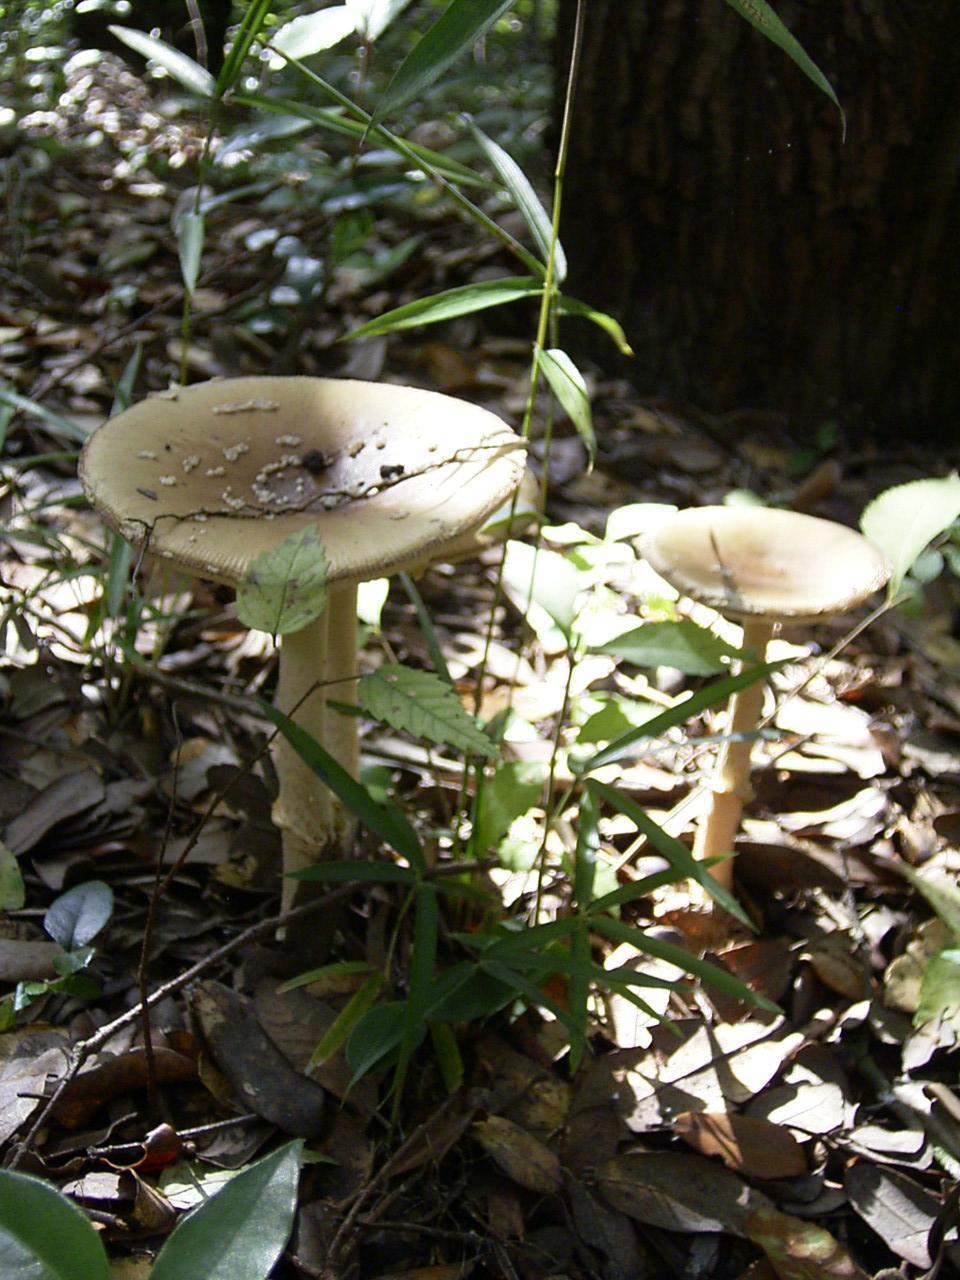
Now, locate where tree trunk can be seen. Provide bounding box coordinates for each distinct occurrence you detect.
[554,0,960,441]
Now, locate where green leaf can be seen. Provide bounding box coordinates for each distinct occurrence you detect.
[346,1000,411,1079]
[176,211,204,296]
[899,866,960,942]
[557,294,634,356]
[537,347,594,463]
[723,0,844,132]
[575,695,659,746]
[44,881,113,950]
[151,1141,302,1280]
[309,971,384,1066]
[359,664,498,758]
[588,779,752,930]
[917,949,960,1030]
[429,1020,464,1092]
[369,0,515,131]
[465,117,564,280]
[502,539,584,640]
[594,620,744,676]
[399,572,453,684]
[278,959,377,994]
[269,6,357,64]
[0,386,91,443]
[575,660,785,773]
[0,841,24,911]
[216,0,272,95]
[288,860,417,886]
[472,761,546,854]
[396,883,439,1096]
[573,788,600,909]
[591,915,779,1011]
[860,475,960,599]
[0,1167,110,1280]
[108,26,216,97]
[236,526,329,637]
[346,276,543,339]
[261,702,425,870]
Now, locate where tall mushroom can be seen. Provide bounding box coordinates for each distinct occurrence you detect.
[642,506,890,892]
[80,376,525,905]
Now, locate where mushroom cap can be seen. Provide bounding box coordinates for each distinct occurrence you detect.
[641,506,890,621]
[80,377,526,586]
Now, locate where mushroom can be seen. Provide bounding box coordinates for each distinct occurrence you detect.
[80,376,525,906]
[641,506,890,893]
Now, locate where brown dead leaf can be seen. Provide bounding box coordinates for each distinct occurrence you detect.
[0,938,63,982]
[673,1112,807,1179]
[744,1202,868,1279]
[5,769,105,855]
[472,1115,562,1194]
[596,1150,762,1236]
[52,1048,196,1129]
[845,1162,941,1268]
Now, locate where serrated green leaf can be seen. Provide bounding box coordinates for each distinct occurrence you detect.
[346,276,543,339]
[723,0,844,133]
[466,118,563,280]
[108,25,216,97]
[44,881,113,950]
[176,211,204,296]
[269,6,357,65]
[0,1167,109,1280]
[594,620,744,675]
[359,664,498,758]
[236,526,328,637]
[537,347,594,463]
[151,1141,302,1280]
[0,841,24,911]
[369,0,515,131]
[860,475,960,599]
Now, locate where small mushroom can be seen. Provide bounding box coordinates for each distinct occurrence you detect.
[80,376,525,907]
[642,506,890,893]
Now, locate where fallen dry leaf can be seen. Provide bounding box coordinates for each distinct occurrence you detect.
[673,1112,807,1179]
[744,1202,868,1279]
[596,1150,762,1235]
[845,1161,941,1268]
[471,1115,562,1194]
[51,1048,196,1129]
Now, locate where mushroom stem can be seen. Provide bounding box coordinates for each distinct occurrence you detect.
[693,617,773,890]
[274,609,335,911]
[323,582,360,783]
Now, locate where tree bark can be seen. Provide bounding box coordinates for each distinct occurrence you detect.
[555,0,960,441]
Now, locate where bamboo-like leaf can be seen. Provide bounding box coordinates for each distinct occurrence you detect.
[537,347,594,462]
[370,0,515,130]
[268,6,357,66]
[399,572,453,684]
[466,117,564,280]
[261,703,424,869]
[216,0,272,95]
[108,26,216,97]
[860,475,960,599]
[176,211,204,296]
[429,1020,464,1092]
[592,914,779,1011]
[0,386,92,442]
[575,660,785,773]
[288,861,417,886]
[359,664,499,758]
[346,1001,411,1079]
[723,0,844,132]
[236,527,328,637]
[557,294,634,356]
[346,276,543,339]
[395,883,439,1101]
[588,779,752,930]
[309,971,384,1065]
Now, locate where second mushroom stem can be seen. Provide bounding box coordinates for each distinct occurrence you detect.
[693,617,773,891]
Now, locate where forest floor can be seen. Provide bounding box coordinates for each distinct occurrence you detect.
[3,50,960,1280]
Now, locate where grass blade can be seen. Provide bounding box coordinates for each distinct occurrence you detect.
[346,276,543,339]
